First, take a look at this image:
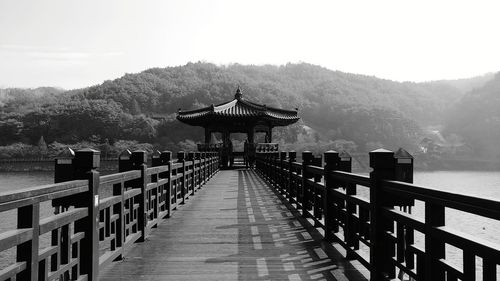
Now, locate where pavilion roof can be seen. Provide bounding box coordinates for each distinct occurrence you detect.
[176,87,300,127]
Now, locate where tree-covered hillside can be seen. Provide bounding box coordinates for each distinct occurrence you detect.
[0,62,494,157]
[75,63,469,126]
[444,72,500,159]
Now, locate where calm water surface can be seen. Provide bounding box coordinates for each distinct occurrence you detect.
[0,171,53,192]
[2,170,498,196]
[0,170,499,276]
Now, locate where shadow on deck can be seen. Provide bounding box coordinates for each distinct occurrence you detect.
[99,169,369,280]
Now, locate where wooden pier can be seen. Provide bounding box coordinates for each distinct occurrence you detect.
[99,169,367,281]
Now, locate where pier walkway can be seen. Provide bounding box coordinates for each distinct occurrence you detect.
[99,169,368,281]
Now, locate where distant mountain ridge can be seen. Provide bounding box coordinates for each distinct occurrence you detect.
[444,72,500,158]
[425,72,495,94]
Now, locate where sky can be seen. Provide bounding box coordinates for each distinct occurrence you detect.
[0,0,499,89]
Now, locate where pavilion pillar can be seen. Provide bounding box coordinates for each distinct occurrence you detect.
[204,128,211,144]
[265,127,273,143]
[221,130,231,168]
[247,128,255,143]
[222,130,230,146]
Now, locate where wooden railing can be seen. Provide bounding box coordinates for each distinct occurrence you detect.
[255,149,500,281]
[0,149,219,281]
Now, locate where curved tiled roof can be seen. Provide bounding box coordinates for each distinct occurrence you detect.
[177,87,300,126]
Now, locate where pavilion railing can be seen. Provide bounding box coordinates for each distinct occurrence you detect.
[254,143,279,152]
[197,142,223,152]
[0,149,219,281]
[255,149,500,281]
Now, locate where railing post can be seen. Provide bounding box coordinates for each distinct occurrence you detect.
[151,151,161,224]
[195,152,201,189]
[394,148,416,274]
[323,150,339,241]
[400,149,444,281]
[111,150,133,261]
[339,151,359,259]
[187,152,196,195]
[268,152,272,173]
[54,147,75,182]
[280,151,287,194]
[369,148,396,280]
[53,148,76,213]
[207,152,212,178]
[177,151,186,204]
[215,151,220,173]
[301,151,313,217]
[73,148,100,281]
[131,150,148,241]
[160,151,172,217]
[201,152,206,184]
[214,151,218,174]
[151,150,161,181]
[269,153,275,185]
[118,149,132,172]
[288,151,296,201]
[272,152,279,187]
[312,155,322,224]
[17,196,41,281]
[211,151,216,176]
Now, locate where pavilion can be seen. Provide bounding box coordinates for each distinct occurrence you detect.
[176,86,300,167]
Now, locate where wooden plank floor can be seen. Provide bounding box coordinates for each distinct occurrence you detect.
[99,169,369,281]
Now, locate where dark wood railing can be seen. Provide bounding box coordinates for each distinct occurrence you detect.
[255,149,500,281]
[0,149,219,281]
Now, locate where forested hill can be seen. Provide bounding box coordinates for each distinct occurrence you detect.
[0,87,65,107]
[76,63,469,126]
[0,62,495,157]
[444,72,500,159]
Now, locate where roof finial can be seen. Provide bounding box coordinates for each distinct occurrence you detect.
[235,85,243,100]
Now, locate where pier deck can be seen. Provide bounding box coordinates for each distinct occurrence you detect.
[99,169,368,281]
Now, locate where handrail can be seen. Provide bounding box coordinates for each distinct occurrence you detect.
[0,149,220,281]
[0,180,89,204]
[100,170,141,185]
[254,149,500,281]
[330,170,371,187]
[383,179,500,220]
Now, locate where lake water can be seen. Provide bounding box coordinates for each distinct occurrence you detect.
[0,170,499,278]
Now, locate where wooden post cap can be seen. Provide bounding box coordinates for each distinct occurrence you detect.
[324,150,339,165]
[151,150,162,166]
[56,147,75,159]
[119,149,132,160]
[177,151,185,161]
[369,148,395,170]
[131,150,147,165]
[74,148,100,170]
[302,151,313,162]
[338,151,352,172]
[55,147,75,165]
[160,151,172,162]
[339,151,352,161]
[280,151,287,160]
[152,150,161,159]
[394,148,413,164]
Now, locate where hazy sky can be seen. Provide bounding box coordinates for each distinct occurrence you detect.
[1,0,499,89]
